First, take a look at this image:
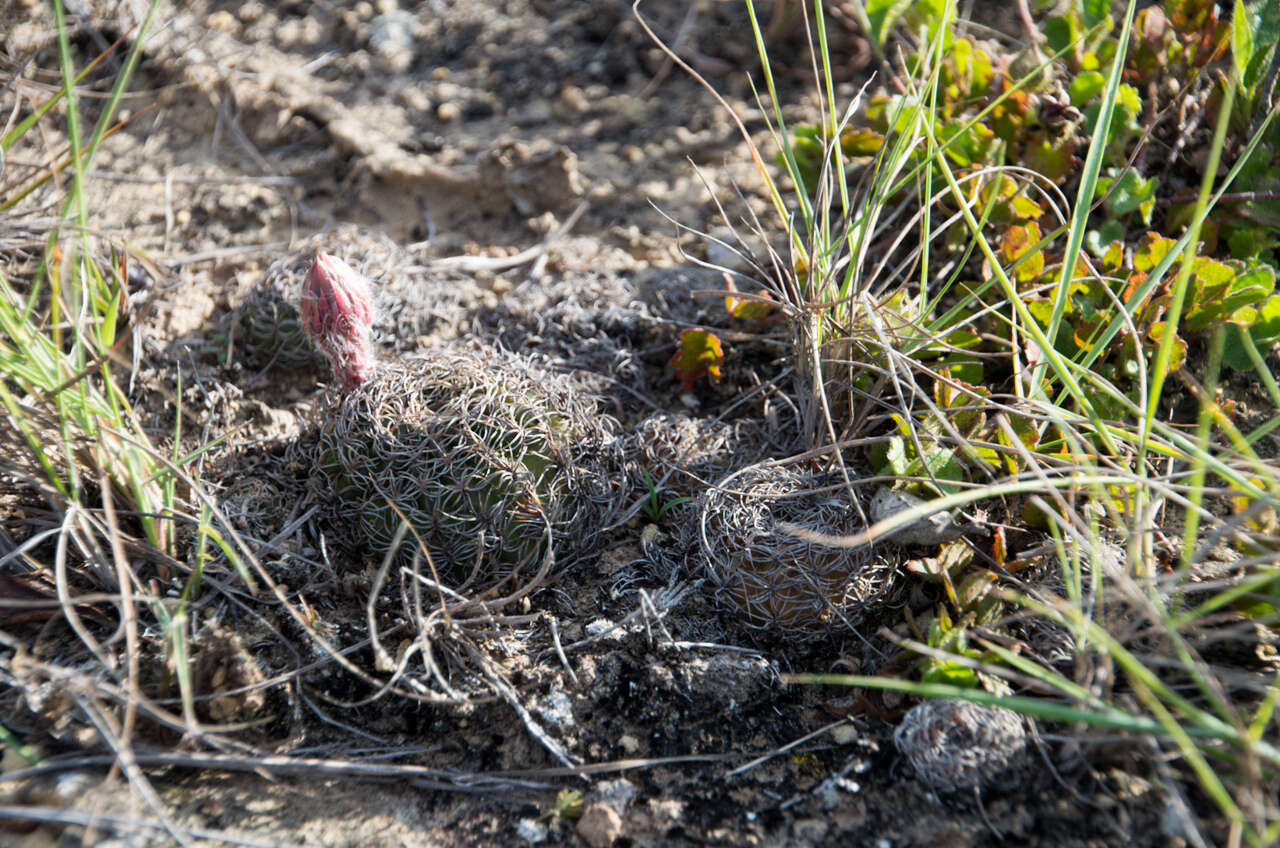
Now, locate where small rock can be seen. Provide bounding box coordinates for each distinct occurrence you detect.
[237,1,265,22]
[561,85,590,112]
[437,101,462,122]
[830,723,860,745]
[792,817,830,844]
[205,10,238,33]
[585,618,621,639]
[617,734,640,754]
[869,487,965,546]
[478,140,584,217]
[536,689,575,730]
[576,803,623,848]
[591,778,637,817]
[516,818,548,844]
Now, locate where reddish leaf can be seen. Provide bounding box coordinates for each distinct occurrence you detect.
[1022,135,1076,183]
[724,276,778,325]
[670,329,724,391]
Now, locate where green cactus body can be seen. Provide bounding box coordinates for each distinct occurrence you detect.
[238,286,324,370]
[314,349,623,575]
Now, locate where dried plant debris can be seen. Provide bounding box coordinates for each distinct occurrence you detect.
[894,698,1029,793]
[631,412,769,486]
[233,225,477,372]
[473,272,658,390]
[190,619,273,723]
[310,346,629,579]
[687,462,896,637]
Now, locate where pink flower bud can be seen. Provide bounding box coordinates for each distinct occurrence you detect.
[299,252,375,390]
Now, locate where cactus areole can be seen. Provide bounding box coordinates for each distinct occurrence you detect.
[299,252,375,390]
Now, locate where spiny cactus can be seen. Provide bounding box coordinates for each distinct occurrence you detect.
[235,225,474,374]
[689,463,895,637]
[300,251,625,574]
[236,282,326,371]
[894,699,1028,792]
[314,350,625,571]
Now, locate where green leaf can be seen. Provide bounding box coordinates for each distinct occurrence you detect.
[1103,168,1159,223]
[1243,1,1280,91]
[1022,135,1076,182]
[1223,325,1253,370]
[940,353,983,385]
[1234,0,1255,83]
[1225,265,1277,311]
[877,435,910,477]
[1253,292,1280,343]
[1133,232,1176,272]
[1085,220,1125,256]
[1146,322,1186,370]
[840,129,884,157]
[921,446,965,495]
[865,0,914,51]
[1081,0,1110,29]
[1045,11,1080,57]
[922,661,979,688]
[938,120,998,167]
[1068,70,1106,106]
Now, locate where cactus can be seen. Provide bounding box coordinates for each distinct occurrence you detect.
[299,252,624,573]
[236,225,472,373]
[236,283,325,371]
[894,699,1028,792]
[314,350,624,572]
[689,463,895,637]
[299,252,375,390]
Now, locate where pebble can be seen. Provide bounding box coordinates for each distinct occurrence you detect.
[205,10,238,33]
[585,618,620,639]
[516,818,548,843]
[576,803,623,848]
[591,778,637,817]
[369,11,416,73]
[536,689,575,730]
[869,487,964,546]
[829,723,860,745]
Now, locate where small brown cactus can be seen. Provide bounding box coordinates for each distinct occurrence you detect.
[689,463,896,637]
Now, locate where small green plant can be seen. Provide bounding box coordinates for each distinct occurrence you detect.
[669,328,724,391]
[537,789,585,823]
[639,468,692,524]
